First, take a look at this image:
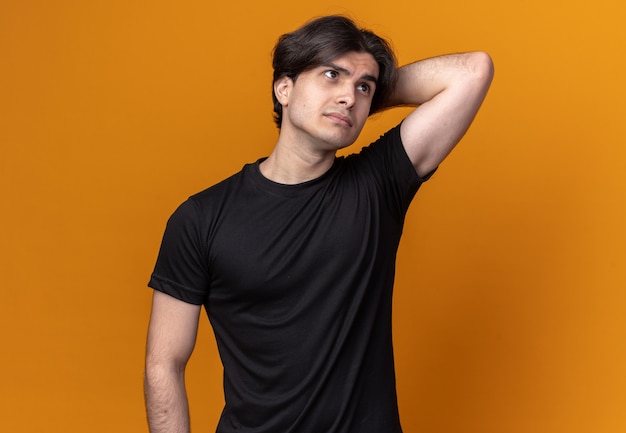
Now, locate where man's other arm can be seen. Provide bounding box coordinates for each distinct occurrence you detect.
[388,52,494,177]
[144,290,201,433]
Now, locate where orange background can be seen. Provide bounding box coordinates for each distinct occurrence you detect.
[1,1,625,432]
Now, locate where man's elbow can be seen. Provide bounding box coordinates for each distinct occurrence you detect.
[145,353,187,385]
[468,51,494,86]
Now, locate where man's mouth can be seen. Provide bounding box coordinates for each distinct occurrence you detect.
[325,112,353,127]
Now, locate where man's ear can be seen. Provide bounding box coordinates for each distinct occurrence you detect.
[273,76,292,106]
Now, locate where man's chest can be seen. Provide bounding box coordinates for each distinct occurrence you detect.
[206,184,381,304]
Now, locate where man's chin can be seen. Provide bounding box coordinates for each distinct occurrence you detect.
[324,130,362,150]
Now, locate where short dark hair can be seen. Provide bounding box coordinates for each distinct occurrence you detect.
[271,15,398,128]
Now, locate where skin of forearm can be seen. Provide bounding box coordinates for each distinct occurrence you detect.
[389,52,494,107]
[145,364,191,433]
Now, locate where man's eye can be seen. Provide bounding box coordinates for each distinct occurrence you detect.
[324,70,339,79]
[357,83,370,93]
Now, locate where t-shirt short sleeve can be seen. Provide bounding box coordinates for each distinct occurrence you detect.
[355,124,436,218]
[148,199,210,305]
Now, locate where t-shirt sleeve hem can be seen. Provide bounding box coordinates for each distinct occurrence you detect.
[416,166,437,182]
[395,121,437,184]
[148,273,206,305]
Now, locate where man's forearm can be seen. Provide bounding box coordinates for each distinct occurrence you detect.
[389,52,494,107]
[145,365,191,433]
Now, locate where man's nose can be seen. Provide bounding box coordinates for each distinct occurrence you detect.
[337,85,355,109]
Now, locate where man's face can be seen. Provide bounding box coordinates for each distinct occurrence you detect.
[275,51,379,152]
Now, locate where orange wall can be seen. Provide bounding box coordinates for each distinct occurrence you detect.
[1,1,625,432]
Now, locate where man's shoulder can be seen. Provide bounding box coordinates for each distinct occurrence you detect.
[188,161,256,204]
[165,162,256,230]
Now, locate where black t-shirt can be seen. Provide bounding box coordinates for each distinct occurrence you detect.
[149,125,432,433]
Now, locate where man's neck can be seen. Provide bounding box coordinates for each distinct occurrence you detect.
[259,134,337,185]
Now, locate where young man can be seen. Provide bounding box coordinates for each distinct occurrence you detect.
[145,15,493,433]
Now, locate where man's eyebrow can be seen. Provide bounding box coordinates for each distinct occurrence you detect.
[324,62,379,84]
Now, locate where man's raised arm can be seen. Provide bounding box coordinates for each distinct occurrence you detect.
[144,290,202,433]
[389,52,494,177]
